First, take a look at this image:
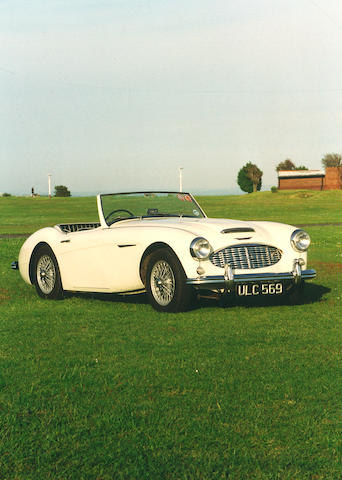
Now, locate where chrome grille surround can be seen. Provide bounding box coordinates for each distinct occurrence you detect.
[210,244,282,270]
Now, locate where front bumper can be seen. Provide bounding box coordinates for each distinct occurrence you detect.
[186,260,316,291]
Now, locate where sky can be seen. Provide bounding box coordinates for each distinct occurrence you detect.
[1,0,342,196]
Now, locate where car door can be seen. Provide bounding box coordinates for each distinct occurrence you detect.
[57,227,144,292]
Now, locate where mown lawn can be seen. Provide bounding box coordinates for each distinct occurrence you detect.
[0,189,342,234]
[0,191,341,479]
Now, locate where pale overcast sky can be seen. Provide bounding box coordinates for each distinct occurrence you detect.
[1,0,342,195]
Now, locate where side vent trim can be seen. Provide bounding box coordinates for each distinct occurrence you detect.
[221,227,255,234]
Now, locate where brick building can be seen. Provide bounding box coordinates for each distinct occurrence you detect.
[324,166,342,190]
[278,167,342,191]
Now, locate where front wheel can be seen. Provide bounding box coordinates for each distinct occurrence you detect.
[146,249,193,312]
[33,245,64,299]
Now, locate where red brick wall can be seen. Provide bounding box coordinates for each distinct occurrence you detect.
[323,167,342,190]
[278,176,324,190]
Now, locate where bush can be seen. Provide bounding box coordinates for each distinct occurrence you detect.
[2,193,12,197]
[271,186,278,193]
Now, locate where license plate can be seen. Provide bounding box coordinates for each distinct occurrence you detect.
[236,282,283,296]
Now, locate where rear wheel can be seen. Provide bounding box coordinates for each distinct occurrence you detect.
[146,249,192,312]
[33,245,63,299]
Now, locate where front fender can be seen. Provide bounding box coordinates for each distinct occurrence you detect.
[138,228,202,281]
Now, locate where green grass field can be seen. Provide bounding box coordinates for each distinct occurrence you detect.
[0,191,341,479]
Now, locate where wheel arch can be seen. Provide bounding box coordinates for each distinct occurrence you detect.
[29,242,56,284]
[139,242,183,286]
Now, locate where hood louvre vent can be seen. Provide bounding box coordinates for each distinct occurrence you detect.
[221,227,255,234]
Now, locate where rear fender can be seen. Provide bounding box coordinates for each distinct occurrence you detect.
[18,227,64,285]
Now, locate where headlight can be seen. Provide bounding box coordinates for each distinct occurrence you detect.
[291,229,311,252]
[190,237,212,260]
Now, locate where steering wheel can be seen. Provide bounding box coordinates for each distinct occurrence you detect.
[105,209,134,225]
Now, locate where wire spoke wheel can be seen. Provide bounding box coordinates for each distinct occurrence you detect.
[145,248,192,312]
[36,254,57,294]
[150,260,176,306]
[33,246,63,299]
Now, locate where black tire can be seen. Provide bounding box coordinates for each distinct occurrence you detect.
[32,245,64,299]
[145,248,193,312]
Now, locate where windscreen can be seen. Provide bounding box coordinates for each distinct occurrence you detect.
[100,192,205,226]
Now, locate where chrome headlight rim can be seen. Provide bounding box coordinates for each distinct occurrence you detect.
[291,229,311,252]
[190,237,212,260]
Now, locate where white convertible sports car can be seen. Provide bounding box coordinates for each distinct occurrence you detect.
[16,192,316,312]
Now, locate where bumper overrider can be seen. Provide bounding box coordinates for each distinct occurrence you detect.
[186,259,316,292]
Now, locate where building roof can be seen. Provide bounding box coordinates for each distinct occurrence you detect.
[278,170,325,178]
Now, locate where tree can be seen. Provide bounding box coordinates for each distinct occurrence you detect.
[54,185,71,197]
[321,153,342,168]
[246,163,263,192]
[237,162,262,193]
[275,159,295,171]
[276,159,308,171]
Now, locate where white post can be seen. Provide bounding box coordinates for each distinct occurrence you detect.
[179,167,184,192]
[48,174,52,198]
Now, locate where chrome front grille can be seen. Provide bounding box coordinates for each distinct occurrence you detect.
[210,244,282,270]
